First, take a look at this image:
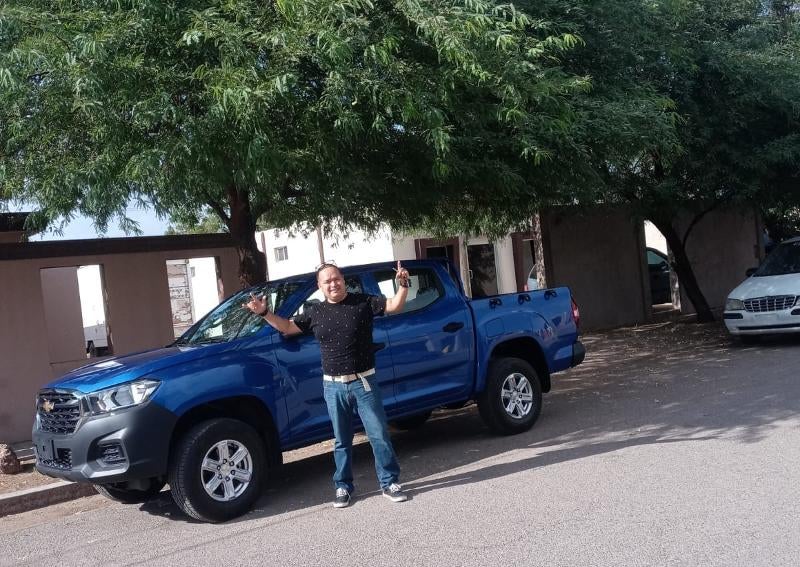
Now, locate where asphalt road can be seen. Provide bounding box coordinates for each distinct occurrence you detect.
[2,325,799,567]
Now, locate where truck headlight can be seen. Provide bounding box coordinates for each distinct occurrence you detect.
[86,379,160,415]
[725,298,745,311]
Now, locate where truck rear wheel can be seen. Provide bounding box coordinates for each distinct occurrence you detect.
[477,357,542,435]
[168,418,267,523]
[94,478,165,504]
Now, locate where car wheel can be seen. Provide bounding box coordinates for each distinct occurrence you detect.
[94,478,166,504]
[390,411,432,431]
[169,418,267,523]
[477,357,542,435]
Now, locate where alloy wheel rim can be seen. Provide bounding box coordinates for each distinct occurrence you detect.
[501,372,534,419]
[201,439,253,502]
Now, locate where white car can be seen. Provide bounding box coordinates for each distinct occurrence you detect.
[724,237,800,339]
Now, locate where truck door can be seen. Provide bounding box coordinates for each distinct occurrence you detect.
[273,274,395,445]
[367,264,474,413]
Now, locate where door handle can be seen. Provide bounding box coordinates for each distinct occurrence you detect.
[544,289,558,299]
[489,298,502,308]
[372,342,386,352]
[442,322,464,333]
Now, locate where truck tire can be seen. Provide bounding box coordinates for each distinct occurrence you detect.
[94,478,166,504]
[390,411,432,431]
[168,418,267,523]
[477,357,542,435]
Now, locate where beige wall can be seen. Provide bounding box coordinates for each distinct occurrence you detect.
[541,208,650,331]
[0,237,239,444]
[677,208,761,314]
[40,267,87,365]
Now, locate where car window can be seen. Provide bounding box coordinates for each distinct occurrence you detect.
[374,267,445,314]
[292,276,363,316]
[755,241,800,276]
[647,250,667,267]
[178,281,304,345]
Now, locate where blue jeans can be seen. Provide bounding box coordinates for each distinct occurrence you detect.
[323,377,400,493]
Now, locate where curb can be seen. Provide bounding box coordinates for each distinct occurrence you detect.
[0,480,97,517]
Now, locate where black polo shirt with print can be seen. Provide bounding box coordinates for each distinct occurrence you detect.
[292,292,387,376]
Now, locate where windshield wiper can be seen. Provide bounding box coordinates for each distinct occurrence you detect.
[190,336,228,345]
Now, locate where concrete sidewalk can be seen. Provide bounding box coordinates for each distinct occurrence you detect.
[0,441,97,518]
[0,480,97,518]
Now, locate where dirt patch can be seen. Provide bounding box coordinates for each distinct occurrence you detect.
[586,319,730,352]
[0,464,61,495]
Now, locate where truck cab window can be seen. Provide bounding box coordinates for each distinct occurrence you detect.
[180,281,304,345]
[374,267,445,314]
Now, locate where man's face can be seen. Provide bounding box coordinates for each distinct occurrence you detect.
[317,266,347,303]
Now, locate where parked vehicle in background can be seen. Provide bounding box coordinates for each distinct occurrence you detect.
[524,265,539,292]
[724,237,800,340]
[83,323,109,357]
[33,260,584,522]
[647,248,672,305]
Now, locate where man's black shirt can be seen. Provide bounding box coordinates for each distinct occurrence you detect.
[292,292,387,375]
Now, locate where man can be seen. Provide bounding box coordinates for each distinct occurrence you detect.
[243,260,411,508]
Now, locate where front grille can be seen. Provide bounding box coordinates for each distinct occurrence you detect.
[743,296,797,313]
[39,448,72,470]
[37,390,83,434]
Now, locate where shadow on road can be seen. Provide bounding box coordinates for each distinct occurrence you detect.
[139,321,800,522]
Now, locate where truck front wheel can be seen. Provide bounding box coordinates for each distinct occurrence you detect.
[477,357,542,435]
[168,418,267,523]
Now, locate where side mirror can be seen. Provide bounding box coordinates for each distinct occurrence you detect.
[745,267,758,277]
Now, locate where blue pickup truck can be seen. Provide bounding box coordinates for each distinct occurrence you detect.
[33,259,584,522]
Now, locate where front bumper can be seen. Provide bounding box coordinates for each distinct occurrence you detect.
[724,308,800,335]
[32,400,177,484]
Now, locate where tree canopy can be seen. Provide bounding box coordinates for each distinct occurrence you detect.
[518,0,800,320]
[2,0,798,318]
[1,0,588,284]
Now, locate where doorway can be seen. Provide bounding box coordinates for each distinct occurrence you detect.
[414,237,461,271]
[467,243,498,298]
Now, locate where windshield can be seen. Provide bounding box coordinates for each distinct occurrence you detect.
[176,280,305,346]
[755,240,800,277]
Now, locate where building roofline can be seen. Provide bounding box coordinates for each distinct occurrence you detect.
[0,233,236,260]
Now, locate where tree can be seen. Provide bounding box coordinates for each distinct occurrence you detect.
[531,0,800,321]
[1,0,587,286]
[636,1,799,321]
[402,0,800,322]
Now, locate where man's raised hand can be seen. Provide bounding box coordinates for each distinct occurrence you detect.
[242,292,268,316]
[394,260,410,288]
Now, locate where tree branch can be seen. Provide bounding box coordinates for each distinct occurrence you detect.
[681,201,720,249]
[204,192,229,225]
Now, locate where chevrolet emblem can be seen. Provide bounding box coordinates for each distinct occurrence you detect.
[41,399,55,413]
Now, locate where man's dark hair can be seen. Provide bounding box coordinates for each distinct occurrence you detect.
[315,262,341,280]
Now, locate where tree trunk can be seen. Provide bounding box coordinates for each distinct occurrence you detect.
[226,185,267,287]
[651,218,715,322]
